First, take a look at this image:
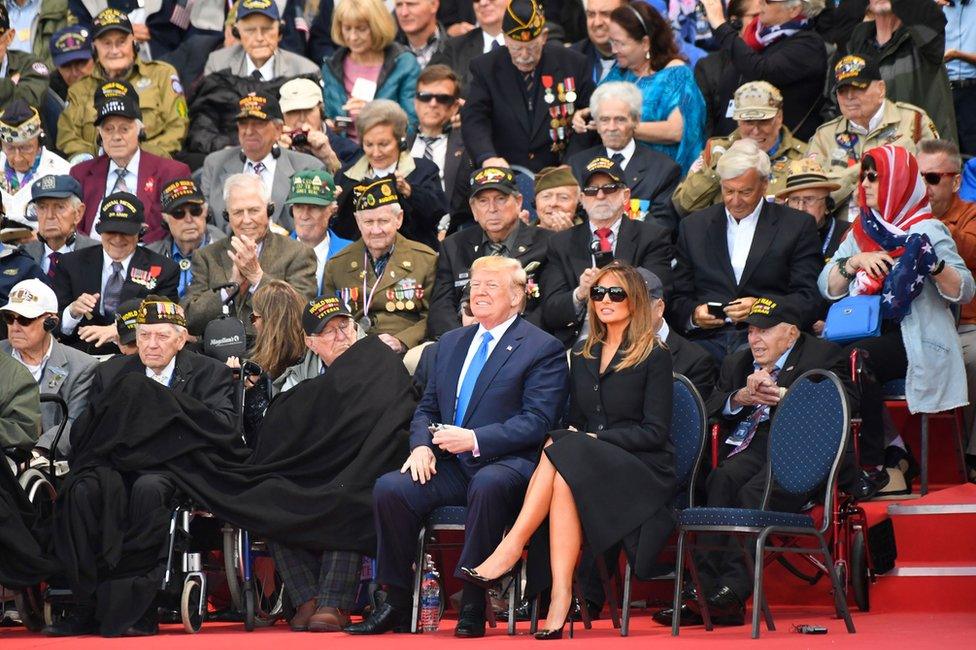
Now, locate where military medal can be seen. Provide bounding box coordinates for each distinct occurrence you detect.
[564,77,577,104]
[179,258,191,271]
[386,288,397,311]
[541,75,555,104]
[556,82,566,103]
[359,316,372,331]
[550,105,561,129]
[404,280,416,310]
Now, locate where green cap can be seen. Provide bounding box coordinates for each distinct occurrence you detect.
[285,170,337,206]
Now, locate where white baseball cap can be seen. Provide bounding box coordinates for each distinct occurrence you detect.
[2,279,58,319]
[279,78,324,114]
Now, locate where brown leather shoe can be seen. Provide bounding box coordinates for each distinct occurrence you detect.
[289,599,317,632]
[307,606,350,632]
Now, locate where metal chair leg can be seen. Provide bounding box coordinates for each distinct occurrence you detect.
[530,595,540,634]
[671,530,687,637]
[685,533,712,632]
[410,525,427,634]
[507,561,519,636]
[737,535,774,632]
[921,414,930,496]
[596,552,621,629]
[750,532,770,639]
[572,579,592,629]
[620,560,632,637]
[818,532,856,633]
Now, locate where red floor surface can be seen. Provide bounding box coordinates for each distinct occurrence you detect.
[2,608,974,648]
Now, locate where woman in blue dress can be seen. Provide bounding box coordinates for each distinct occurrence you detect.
[575,1,706,174]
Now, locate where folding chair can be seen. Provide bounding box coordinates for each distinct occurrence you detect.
[672,369,856,639]
[619,373,708,636]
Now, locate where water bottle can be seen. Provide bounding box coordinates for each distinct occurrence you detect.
[419,554,441,632]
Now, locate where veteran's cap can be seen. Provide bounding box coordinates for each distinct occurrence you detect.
[94,79,142,124]
[0,100,42,144]
[279,77,324,113]
[581,156,625,186]
[237,0,280,21]
[50,25,92,67]
[92,8,133,38]
[774,158,842,199]
[834,54,882,90]
[96,192,145,235]
[302,296,353,335]
[732,81,783,121]
[161,178,205,214]
[354,176,400,211]
[469,166,519,197]
[286,170,338,206]
[115,297,143,345]
[1,279,58,319]
[503,0,546,42]
[236,91,282,121]
[31,175,82,202]
[743,298,801,329]
[534,165,579,194]
[137,296,187,328]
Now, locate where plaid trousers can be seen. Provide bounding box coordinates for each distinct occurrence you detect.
[270,544,362,609]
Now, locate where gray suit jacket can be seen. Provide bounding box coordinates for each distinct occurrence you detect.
[182,231,317,336]
[1,339,98,455]
[21,234,99,266]
[146,225,227,257]
[203,45,321,77]
[201,147,326,232]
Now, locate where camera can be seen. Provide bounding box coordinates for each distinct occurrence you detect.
[290,130,309,147]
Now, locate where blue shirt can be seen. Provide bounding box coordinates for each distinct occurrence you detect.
[945,4,976,81]
[7,0,42,55]
[723,343,795,417]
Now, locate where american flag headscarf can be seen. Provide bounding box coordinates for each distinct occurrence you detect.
[848,145,937,321]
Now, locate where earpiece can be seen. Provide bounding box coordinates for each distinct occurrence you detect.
[825,197,836,212]
[267,202,275,217]
[271,143,281,159]
[137,129,147,142]
[43,316,58,333]
[96,133,102,148]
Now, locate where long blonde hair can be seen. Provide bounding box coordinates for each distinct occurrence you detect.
[249,280,306,379]
[579,262,659,371]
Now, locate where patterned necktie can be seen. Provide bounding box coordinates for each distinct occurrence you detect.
[455,332,493,427]
[112,168,129,194]
[251,161,266,176]
[610,152,625,167]
[523,72,535,111]
[47,252,61,279]
[419,135,441,161]
[251,69,263,81]
[486,241,507,256]
[102,261,124,317]
[727,367,782,457]
[595,227,613,253]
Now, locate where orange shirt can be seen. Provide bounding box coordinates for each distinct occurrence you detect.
[941,195,976,324]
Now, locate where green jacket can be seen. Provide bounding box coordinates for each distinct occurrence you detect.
[0,352,40,453]
[30,0,70,65]
[0,49,52,108]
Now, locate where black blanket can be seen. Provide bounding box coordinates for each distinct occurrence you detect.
[0,460,59,588]
[54,336,415,634]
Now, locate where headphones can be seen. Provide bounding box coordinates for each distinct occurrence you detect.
[43,316,58,333]
[238,143,281,163]
[825,196,836,212]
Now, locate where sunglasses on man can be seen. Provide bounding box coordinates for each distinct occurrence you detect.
[416,92,457,106]
[921,171,957,186]
[581,183,626,197]
[2,313,41,327]
[589,286,628,302]
[169,204,205,219]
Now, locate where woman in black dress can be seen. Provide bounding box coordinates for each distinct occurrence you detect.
[463,262,675,639]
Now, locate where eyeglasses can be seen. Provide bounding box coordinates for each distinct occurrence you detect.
[589,286,628,302]
[581,183,626,197]
[785,196,827,209]
[170,204,204,219]
[859,170,879,183]
[249,313,262,324]
[921,171,958,186]
[416,92,456,106]
[2,313,41,327]
[318,318,354,340]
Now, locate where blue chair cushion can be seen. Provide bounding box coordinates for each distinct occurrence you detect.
[679,507,815,530]
[882,379,906,399]
[429,506,468,527]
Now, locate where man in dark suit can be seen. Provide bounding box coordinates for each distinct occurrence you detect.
[541,156,673,347]
[653,298,851,628]
[19,175,98,278]
[429,0,507,92]
[569,0,623,85]
[460,0,595,173]
[347,255,568,637]
[70,79,191,244]
[52,193,180,354]
[566,81,682,233]
[426,167,551,339]
[669,139,823,364]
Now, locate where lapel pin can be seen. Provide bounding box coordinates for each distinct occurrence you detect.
[506,345,513,351]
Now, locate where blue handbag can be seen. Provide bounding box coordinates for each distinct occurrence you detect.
[823,295,882,344]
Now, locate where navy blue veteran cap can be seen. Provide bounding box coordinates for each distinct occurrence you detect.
[115,297,143,345]
[470,166,519,196]
[96,192,145,235]
[31,175,83,202]
[94,79,142,124]
[238,0,281,21]
[50,25,92,67]
[92,8,133,39]
[581,156,625,186]
[303,296,353,336]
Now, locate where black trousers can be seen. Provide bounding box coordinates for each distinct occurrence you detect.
[373,458,527,591]
[844,326,908,467]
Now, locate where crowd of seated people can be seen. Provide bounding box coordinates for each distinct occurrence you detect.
[1,0,976,639]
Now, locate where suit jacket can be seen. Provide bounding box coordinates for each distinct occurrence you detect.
[461,42,595,172]
[670,202,824,332]
[541,217,674,347]
[567,143,682,233]
[428,27,487,92]
[183,231,317,336]
[404,128,472,220]
[203,44,321,77]
[51,245,181,353]
[0,339,97,455]
[71,152,191,244]
[21,234,99,266]
[666,329,717,402]
[426,222,552,339]
[201,147,327,232]
[409,316,569,479]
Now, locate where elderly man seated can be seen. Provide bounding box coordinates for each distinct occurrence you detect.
[44,297,237,637]
[1,279,96,456]
[323,177,437,355]
[286,170,352,294]
[184,173,317,341]
[0,100,70,222]
[533,166,581,232]
[20,175,97,277]
[278,77,357,173]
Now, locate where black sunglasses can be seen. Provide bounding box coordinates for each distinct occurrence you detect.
[921,171,957,186]
[2,312,41,326]
[581,183,626,197]
[589,286,628,302]
[170,204,204,219]
[416,92,456,106]
[859,170,879,183]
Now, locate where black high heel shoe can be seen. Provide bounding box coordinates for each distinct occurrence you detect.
[534,618,574,640]
[459,566,493,584]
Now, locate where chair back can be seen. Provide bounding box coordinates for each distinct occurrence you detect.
[510,164,537,222]
[763,369,849,532]
[671,373,708,509]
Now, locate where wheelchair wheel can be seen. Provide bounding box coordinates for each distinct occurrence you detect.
[14,587,44,632]
[181,577,205,633]
[851,529,870,612]
[222,526,244,614]
[19,469,56,520]
[243,585,256,632]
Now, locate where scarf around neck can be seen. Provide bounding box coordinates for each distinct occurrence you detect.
[742,16,809,52]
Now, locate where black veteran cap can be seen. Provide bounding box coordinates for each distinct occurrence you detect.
[137,296,187,328]
[0,100,42,144]
[50,25,92,67]
[161,177,205,213]
[96,192,145,235]
[94,79,142,124]
[236,92,282,121]
[744,298,801,329]
[31,174,82,201]
[92,8,133,39]
[354,176,400,211]
[115,297,143,345]
[302,296,352,335]
[503,0,546,42]
[470,166,519,197]
[834,54,882,90]
[581,156,625,186]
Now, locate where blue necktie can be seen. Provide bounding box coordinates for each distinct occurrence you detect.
[454,332,493,426]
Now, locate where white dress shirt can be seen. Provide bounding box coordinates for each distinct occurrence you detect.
[849,101,887,136]
[145,356,177,386]
[244,54,276,81]
[244,152,276,194]
[370,162,398,179]
[61,250,135,334]
[605,138,637,171]
[482,30,504,53]
[590,215,624,255]
[91,150,142,240]
[40,241,77,274]
[11,336,54,382]
[409,133,449,189]
[726,200,763,284]
[313,235,331,291]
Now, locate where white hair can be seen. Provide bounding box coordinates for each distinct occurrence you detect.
[590,82,643,122]
[223,173,270,205]
[135,322,187,336]
[716,139,771,180]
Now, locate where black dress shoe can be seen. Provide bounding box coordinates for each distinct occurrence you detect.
[652,604,703,627]
[454,603,486,638]
[705,586,745,625]
[42,610,98,636]
[854,467,891,500]
[344,602,411,635]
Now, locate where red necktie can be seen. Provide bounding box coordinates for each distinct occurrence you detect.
[47,252,61,279]
[595,228,612,253]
